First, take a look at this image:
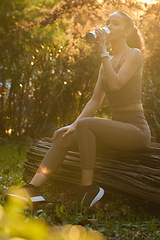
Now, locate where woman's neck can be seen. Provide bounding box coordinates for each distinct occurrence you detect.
[111,39,129,57]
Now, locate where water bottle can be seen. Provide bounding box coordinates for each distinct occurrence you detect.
[86,26,110,44]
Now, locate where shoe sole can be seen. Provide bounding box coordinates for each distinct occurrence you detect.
[7,193,46,203]
[90,187,104,207]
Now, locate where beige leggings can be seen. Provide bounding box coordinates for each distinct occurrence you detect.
[38,110,151,175]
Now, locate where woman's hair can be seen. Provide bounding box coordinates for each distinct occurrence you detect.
[116,11,145,54]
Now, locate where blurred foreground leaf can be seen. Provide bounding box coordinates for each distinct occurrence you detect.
[0,197,107,240]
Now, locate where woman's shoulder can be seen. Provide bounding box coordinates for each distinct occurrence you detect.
[128,48,142,58]
[127,48,143,65]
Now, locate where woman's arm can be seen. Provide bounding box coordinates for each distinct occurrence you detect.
[73,65,106,125]
[53,66,106,138]
[95,28,143,92]
[102,49,143,91]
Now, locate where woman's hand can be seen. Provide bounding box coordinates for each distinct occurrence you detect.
[95,28,108,54]
[52,123,76,140]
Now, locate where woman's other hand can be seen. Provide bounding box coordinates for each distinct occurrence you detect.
[95,28,108,54]
[52,123,76,140]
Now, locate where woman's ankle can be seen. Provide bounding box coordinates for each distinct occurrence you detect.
[81,169,94,186]
[30,172,47,187]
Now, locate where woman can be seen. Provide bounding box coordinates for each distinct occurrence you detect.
[8,12,151,208]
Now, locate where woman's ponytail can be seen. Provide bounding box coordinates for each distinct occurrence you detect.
[126,26,145,54]
[117,11,145,54]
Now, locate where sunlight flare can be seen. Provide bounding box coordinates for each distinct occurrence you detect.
[135,0,158,4]
[5,129,13,136]
[40,167,50,175]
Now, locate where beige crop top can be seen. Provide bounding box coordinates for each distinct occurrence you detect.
[101,55,142,108]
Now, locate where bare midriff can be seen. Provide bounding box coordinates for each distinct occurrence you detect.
[112,103,144,112]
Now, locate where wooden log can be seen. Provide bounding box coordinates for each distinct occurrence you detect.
[23,137,160,204]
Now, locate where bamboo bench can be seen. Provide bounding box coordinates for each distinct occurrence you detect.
[23,137,160,204]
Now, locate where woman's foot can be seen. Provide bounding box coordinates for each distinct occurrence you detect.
[77,182,104,208]
[6,184,45,204]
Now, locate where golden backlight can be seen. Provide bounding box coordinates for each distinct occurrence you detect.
[98,0,158,4]
[98,0,158,3]
[136,0,158,4]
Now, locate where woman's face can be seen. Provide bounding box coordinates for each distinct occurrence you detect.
[106,12,128,42]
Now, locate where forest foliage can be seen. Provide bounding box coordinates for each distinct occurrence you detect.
[0,0,160,141]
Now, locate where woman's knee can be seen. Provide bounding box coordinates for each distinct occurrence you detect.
[76,118,91,132]
[53,131,76,148]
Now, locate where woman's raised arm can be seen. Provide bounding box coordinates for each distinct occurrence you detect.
[53,66,106,139]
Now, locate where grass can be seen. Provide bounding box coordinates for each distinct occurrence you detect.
[0,140,160,240]
[0,141,29,204]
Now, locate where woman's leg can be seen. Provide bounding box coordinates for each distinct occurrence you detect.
[7,131,79,204]
[76,117,149,178]
[75,116,150,207]
[30,131,78,187]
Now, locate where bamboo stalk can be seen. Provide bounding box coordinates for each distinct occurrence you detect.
[24,137,160,204]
